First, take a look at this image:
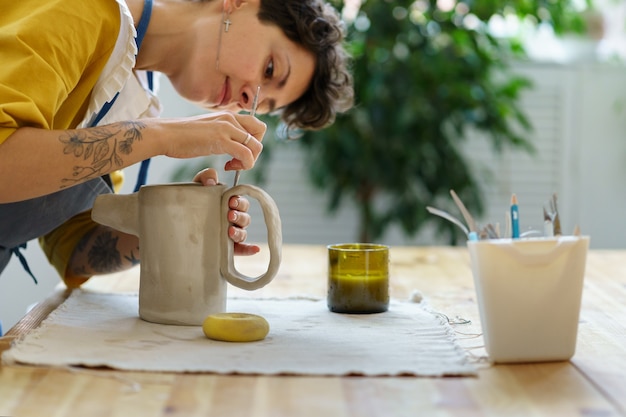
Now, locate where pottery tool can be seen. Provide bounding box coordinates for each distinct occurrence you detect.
[483,223,500,239]
[449,189,478,235]
[504,210,511,238]
[543,207,554,237]
[510,194,520,239]
[543,193,562,236]
[233,85,261,187]
[426,206,470,237]
[549,193,562,236]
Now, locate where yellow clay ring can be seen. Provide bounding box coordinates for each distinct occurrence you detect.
[202,312,270,342]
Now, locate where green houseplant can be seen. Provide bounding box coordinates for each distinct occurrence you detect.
[294,0,593,243]
[172,0,595,244]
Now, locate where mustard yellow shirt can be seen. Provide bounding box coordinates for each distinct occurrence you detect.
[1,0,124,286]
[0,0,120,144]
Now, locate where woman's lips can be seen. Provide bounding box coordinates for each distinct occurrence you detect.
[218,78,231,107]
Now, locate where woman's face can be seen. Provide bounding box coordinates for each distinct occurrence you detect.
[169,0,315,115]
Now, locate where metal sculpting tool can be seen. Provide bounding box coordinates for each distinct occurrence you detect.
[233,85,260,187]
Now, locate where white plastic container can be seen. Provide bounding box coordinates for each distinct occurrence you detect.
[468,236,590,363]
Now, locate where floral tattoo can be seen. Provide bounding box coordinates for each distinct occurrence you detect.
[87,231,122,273]
[71,228,140,276]
[59,121,146,187]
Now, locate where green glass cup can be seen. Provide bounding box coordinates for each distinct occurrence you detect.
[327,243,390,314]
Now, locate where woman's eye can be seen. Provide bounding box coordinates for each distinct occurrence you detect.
[264,59,274,79]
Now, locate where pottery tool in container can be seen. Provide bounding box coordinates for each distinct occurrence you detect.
[426,206,470,237]
[233,85,261,187]
[510,194,520,239]
[449,189,479,241]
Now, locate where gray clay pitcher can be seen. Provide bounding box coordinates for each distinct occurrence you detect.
[92,183,282,325]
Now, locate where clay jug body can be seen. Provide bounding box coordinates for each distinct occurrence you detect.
[92,183,282,325]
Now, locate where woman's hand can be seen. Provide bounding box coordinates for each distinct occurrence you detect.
[193,168,260,256]
[159,112,266,172]
[0,111,265,203]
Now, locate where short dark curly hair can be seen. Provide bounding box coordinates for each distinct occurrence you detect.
[257,0,354,131]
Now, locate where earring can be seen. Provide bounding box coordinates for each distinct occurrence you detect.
[223,15,232,32]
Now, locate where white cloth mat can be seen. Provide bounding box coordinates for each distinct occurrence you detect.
[3,291,476,376]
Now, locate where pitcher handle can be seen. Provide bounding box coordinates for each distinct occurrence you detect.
[220,184,282,290]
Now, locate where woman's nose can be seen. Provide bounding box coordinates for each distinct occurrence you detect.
[240,85,262,113]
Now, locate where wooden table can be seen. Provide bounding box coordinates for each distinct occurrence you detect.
[1,245,626,416]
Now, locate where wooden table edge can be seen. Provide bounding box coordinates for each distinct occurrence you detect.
[0,287,72,355]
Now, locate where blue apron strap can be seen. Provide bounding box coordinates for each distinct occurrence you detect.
[132,0,154,192]
[11,244,38,284]
[135,0,152,50]
[133,159,152,192]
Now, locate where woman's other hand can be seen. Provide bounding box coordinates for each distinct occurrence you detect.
[193,168,260,256]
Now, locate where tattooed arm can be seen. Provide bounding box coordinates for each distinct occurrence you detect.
[67,225,141,277]
[0,122,154,203]
[0,112,266,204]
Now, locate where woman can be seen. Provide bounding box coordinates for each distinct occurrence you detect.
[0,0,353,286]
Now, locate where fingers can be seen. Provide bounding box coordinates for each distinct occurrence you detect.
[228,194,250,233]
[188,170,259,257]
[228,224,247,243]
[218,112,266,168]
[192,168,219,186]
[159,112,266,170]
[229,227,261,256]
[228,210,250,229]
[234,242,261,256]
[226,125,264,171]
[229,195,249,212]
[228,195,251,230]
[178,172,257,253]
[227,195,258,256]
[224,113,266,171]
[237,113,267,143]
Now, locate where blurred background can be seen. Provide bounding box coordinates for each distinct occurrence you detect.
[2,0,626,332]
